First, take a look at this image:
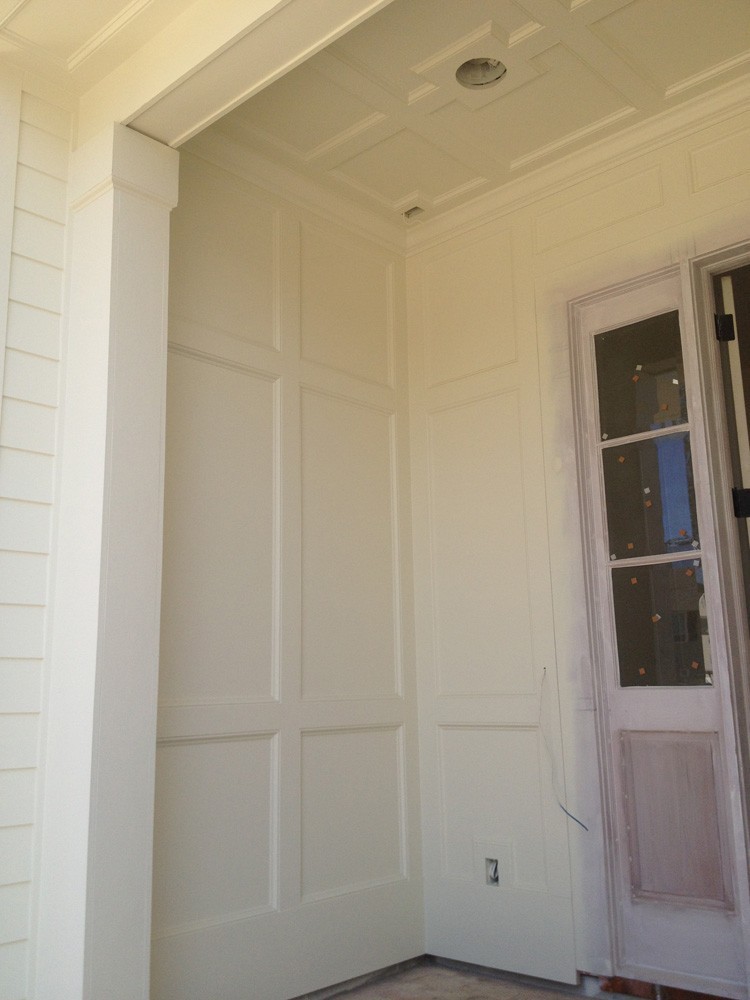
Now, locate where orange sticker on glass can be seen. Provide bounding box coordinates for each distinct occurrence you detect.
[627,542,635,550]
[685,568,694,577]
[691,660,700,670]
[632,374,640,383]
[630,577,638,585]
[679,529,687,536]
[618,455,626,463]
[645,499,653,508]
[638,667,646,676]
[651,613,661,623]
[660,403,669,411]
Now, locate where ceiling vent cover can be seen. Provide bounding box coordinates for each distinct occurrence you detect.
[456,57,507,89]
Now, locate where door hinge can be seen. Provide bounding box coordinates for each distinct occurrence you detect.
[732,487,750,518]
[715,313,736,341]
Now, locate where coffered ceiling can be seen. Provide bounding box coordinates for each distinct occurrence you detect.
[1,0,749,225]
[201,0,750,224]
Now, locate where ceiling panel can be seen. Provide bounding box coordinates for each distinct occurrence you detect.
[1,0,748,226]
[230,64,383,159]
[333,129,485,210]
[195,0,750,224]
[591,0,750,95]
[5,0,128,60]
[464,44,633,165]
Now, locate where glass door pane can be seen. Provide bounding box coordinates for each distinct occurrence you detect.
[595,310,686,440]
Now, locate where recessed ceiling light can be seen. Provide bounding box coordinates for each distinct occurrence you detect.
[455,57,507,90]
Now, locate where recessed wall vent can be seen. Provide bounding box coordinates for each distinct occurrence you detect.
[403,205,425,221]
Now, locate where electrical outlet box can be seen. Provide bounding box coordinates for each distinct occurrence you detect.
[473,841,512,888]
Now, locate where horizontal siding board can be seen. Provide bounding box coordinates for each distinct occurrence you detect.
[14,164,66,224]
[0,826,32,885]
[0,939,27,995]
[0,499,50,553]
[20,91,70,140]
[9,256,62,314]
[0,882,31,945]
[12,209,65,269]
[0,606,46,658]
[0,398,56,454]
[0,448,54,503]
[17,122,68,181]
[0,661,42,713]
[0,715,38,770]
[0,771,35,827]
[6,301,60,360]
[0,552,48,605]
[2,351,58,407]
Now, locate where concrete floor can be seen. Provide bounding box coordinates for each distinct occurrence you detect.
[332,965,585,1000]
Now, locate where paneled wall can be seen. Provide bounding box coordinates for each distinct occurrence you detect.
[0,71,71,1000]
[407,220,576,982]
[407,98,750,978]
[152,153,422,1000]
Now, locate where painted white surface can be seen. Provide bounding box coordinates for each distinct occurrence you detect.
[152,151,422,1000]
[34,124,178,1000]
[0,7,748,996]
[0,72,70,1000]
[406,104,750,984]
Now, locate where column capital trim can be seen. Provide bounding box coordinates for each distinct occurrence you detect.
[70,123,179,211]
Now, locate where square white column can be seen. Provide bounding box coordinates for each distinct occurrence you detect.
[36,124,178,1000]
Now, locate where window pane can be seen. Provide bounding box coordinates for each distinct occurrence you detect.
[595,311,686,440]
[603,433,698,560]
[612,560,711,687]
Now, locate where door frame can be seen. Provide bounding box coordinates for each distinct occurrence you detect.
[569,254,750,996]
[691,243,750,873]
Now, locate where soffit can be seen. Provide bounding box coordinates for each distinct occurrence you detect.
[0,0,192,89]
[193,0,750,226]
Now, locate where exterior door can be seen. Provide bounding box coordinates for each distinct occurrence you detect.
[571,267,750,996]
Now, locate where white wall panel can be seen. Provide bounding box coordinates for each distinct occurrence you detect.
[300,225,393,386]
[152,735,277,934]
[689,120,750,194]
[533,166,664,254]
[301,727,404,900]
[427,392,534,697]
[422,229,516,387]
[154,152,422,1000]
[160,350,278,705]
[169,160,279,350]
[301,389,399,700]
[438,726,546,889]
